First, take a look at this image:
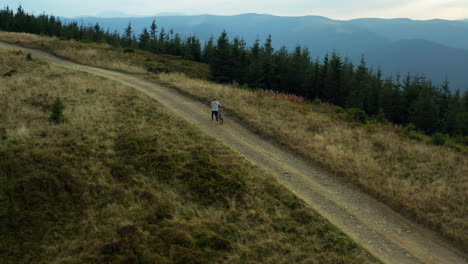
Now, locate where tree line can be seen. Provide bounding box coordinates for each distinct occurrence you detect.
[1,5,467,139]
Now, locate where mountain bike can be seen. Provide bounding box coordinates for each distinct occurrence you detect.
[218,108,224,124]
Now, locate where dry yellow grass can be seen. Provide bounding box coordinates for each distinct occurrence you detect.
[156,72,468,249]
[0,49,376,263]
[0,32,211,79]
[0,32,147,73]
[1,31,465,250]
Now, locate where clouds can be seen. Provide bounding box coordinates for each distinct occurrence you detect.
[3,0,467,19]
[355,0,468,20]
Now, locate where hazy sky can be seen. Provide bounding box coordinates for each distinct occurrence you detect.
[3,0,468,20]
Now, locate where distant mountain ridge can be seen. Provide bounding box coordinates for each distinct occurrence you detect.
[78,11,188,19]
[95,11,137,18]
[347,18,468,50]
[63,13,468,90]
[365,39,468,85]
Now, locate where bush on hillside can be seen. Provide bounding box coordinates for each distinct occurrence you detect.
[372,110,390,124]
[313,98,322,104]
[432,133,447,146]
[346,108,368,124]
[404,123,416,134]
[454,135,468,146]
[403,123,425,141]
[49,98,65,124]
[145,61,170,74]
[333,106,345,114]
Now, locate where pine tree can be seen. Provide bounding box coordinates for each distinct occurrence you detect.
[150,19,158,41]
[158,27,166,53]
[14,5,26,32]
[462,90,468,135]
[442,90,464,135]
[410,86,440,133]
[202,36,215,64]
[323,51,344,105]
[172,33,182,55]
[149,19,160,53]
[186,35,201,62]
[261,35,275,90]
[211,31,232,83]
[346,56,369,109]
[247,38,263,88]
[273,46,291,93]
[92,23,102,42]
[139,28,151,50]
[367,67,383,115]
[284,46,309,96]
[438,77,451,118]
[230,37,245,83]
[401,73,424,124]
[0,7,14,31]
[317,53,329,100]
[123,22,134,47]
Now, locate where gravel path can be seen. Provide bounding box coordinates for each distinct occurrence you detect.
[2,41,466,264]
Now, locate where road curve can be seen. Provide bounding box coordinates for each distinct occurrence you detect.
[1,41,466,264]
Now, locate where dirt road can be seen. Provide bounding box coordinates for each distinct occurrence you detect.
[1,41,466,264]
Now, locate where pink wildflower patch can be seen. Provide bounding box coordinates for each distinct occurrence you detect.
[264,90,306,104]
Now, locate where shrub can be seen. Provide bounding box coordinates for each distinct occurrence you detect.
[453,135,468,146]
[26,53,32,60]
[346,108,368,124]
[333,106,345,114]
[404,123,416,134]
[402,123,425,141]
[372,111,389,124]
[145,61,169,73]
[432,133,446,146]
[49,98,65,124]
[241,83,250,90]
[313,98,322,104]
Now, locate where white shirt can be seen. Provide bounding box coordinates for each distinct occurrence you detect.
[211,101,221,111]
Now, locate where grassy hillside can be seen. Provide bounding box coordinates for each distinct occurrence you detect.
[155,73,468,249]
[0,32,210,79]
[1,32,466,250]
[0,49,376,263]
